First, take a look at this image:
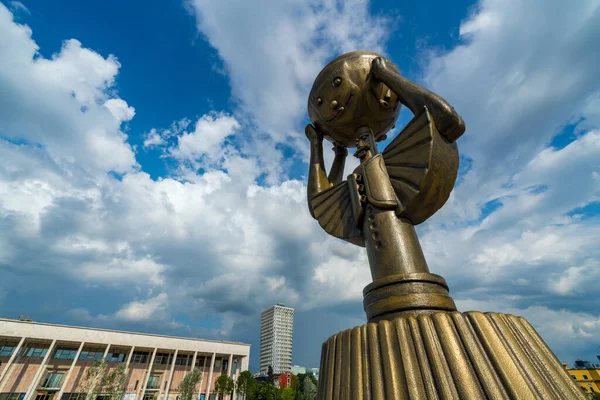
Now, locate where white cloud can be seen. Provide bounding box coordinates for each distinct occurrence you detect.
[186,0,391,175]
[424,0,600,224]
[411,0,600,346]
[104,98,135,123]
[2,0,600,366]
[143,128,165,148]
[114,293,169,322]
[9,1,29,14]
[169,112,240,162]
[79,257,167,287]
[0,4,136,174]
[143,118,192,149]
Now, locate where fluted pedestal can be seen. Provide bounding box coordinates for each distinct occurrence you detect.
[317,311,586,399]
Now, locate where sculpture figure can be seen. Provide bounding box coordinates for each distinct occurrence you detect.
[306,51,586,399]
[306,52,463,287]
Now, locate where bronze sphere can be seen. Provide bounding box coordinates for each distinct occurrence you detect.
[307,51,401,148]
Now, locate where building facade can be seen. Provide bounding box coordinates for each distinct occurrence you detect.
[0,318,250,400]
[259,303,293,375]
[290,366,305,375]
[563,363,600,396]
[274,372,292,390]
[290,366,318,380]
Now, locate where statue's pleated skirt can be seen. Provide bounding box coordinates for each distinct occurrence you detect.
[317,311,585,399]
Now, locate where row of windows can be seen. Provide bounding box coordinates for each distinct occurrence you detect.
[41,372,65,388]
[60,395,129,400]
[106,352,126,362]
[18,347,48,359]
[54,348,78,360]
[79,350,104,361]
[0,394,25,400]
[132,351,149,363]
[3,344,222,367]
[0,345,15,357]
[62,394,86,400]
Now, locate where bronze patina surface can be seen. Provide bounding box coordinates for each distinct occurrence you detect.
[306,51,585,399]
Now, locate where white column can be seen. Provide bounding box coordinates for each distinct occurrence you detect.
[0,336,26,390]
[163,350,178,400]
[24,339,57,400]
[225,354,233,400]
[103,344,111,359]
[240,357,249,372]
[205,353,216,398]
[201,355,208,396]
[231,358,241,400]
[85,343,112,400]
[190,351,198,373]
[125,346,136,369]
[55,342,85,400]
[136,348,157,400]
[226,354,233,377]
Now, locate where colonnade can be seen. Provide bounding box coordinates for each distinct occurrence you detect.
[0,337,247,400]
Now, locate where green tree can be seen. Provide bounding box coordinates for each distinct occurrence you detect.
[214,374,235,399]
[179,368,202,400]
[293,373,317,400]
[236,370,255,400]
[247,382,278,400]
[280,386,294,400]
[78,358,127,400]
[302,377,316,400]
[266,366,275,385]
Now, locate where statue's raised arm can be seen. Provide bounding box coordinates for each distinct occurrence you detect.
[370,56,465,143]
[305,124,347,218]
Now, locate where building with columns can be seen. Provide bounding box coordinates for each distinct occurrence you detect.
[0,318,250,400]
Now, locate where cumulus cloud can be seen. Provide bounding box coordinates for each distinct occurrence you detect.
[2,0,600,369]
[104,98,135,123]
[405,0,600,364]
[143,129,166,148]
[0,5,136,174]
[169,112,240,162]
[114,293,170,322]
[0,0,363,338]
[423,0,600,224]
[185,0,392,177]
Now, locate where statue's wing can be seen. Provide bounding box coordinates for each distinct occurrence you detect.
[382,107,459,225]
[311,181,365,247]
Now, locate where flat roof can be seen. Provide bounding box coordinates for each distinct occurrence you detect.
[0,318,250,355]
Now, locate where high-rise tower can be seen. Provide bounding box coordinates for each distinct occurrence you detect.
[259,302,294,375]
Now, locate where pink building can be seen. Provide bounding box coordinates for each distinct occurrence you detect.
[0,318,249,400]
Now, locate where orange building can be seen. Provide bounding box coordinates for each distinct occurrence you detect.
[0,318,249,400]
[563,363,600,396]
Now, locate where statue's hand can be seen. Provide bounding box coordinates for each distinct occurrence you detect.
[370,57,392,82]
[332,145,348,157]
[305,124,323,144]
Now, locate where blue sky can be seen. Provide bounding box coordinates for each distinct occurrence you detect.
[1,0,599,372]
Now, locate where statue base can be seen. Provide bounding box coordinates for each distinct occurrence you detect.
[317,311,585,399]
[363,272,457,323]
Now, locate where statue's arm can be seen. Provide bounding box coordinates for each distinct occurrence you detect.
[328,145,348,185]
[371,58,465,142]
[306,124,332,218]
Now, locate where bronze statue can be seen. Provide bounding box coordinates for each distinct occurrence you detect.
[306,51,463,284]
[307,51,585,399]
